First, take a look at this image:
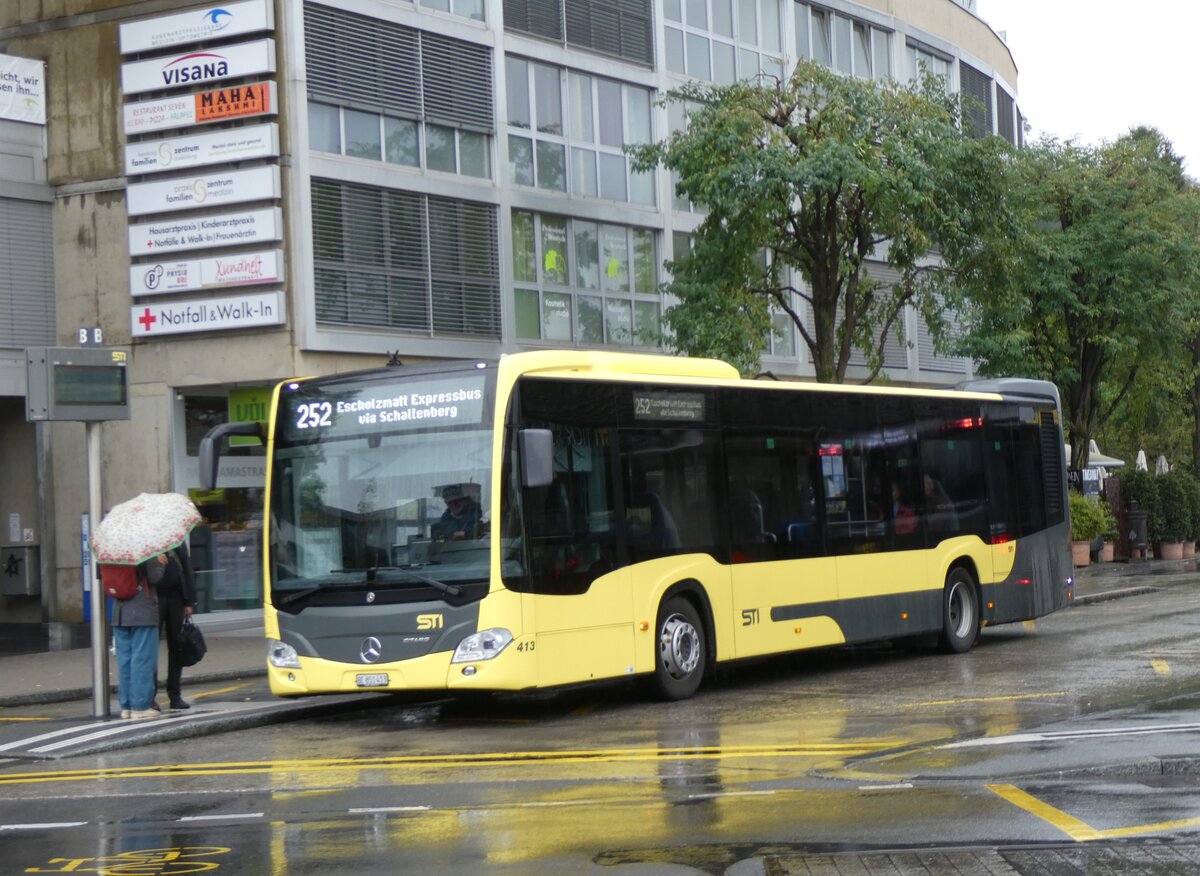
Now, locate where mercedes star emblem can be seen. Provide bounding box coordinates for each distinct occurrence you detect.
[360,637,383,663]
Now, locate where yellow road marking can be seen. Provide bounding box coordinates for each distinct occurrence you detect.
[0,717,50,723]
[1152,659,1172,676]
[1023,620,1037,632]
[0,742,893,786]
[988,783,1104,841]
[991,783,1200,842]
[908,692,1066,708]
[191,682,252,701]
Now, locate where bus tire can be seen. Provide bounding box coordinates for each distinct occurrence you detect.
[654,596,706,700]
[939,566,979,654]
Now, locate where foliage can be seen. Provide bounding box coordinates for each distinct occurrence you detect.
[1068,492,1109,542]
[1155,469,1195,543]
[629,61,1007,380]
[954,129,1198,473]
[1118,469,1162,543]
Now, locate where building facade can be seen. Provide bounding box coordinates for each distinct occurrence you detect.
[0,0,1021,633]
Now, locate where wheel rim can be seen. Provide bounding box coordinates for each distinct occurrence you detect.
[948,578,974,638]
[659,612,701,680]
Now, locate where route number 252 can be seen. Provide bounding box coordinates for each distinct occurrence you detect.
[295,401,332,429]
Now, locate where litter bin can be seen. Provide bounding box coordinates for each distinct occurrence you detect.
[1125,502,1148,562]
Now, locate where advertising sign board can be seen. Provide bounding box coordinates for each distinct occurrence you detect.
[120,0,273,55]
[123,81,275,135]
[120,39,275,96]
[126,165,280,216]
[131,291,286,337]
[130,249,284,295]
[0,53,46,125]
[125,122,278,175]
[128,207,282,256]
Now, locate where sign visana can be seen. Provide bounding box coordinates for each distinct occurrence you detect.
[128,207,282,256]
[126,165,280,216]
[120,0,274,55]
[120,39,275,96]
[131,291,285,337]
[125,122,278,176]
[130,249,284,295]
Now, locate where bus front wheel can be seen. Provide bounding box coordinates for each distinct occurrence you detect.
[939,567,979,654]
[654,597,706,700]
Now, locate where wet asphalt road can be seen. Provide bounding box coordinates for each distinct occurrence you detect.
[4,580,1200,874]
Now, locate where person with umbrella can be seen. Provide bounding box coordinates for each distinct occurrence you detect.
[153,542,197,710]
[93,493,200,720]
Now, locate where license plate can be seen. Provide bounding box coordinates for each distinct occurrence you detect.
[356,673,389,687]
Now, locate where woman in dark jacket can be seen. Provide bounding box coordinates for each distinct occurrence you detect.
[155,542,197,710]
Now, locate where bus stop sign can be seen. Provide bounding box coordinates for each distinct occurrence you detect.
[25,346,131,422]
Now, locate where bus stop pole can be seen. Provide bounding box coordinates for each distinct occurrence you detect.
[87,420,109,718]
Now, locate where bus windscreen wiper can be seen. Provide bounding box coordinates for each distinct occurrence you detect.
[333,566,462,598]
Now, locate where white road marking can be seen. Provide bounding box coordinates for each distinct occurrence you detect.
[944,722,1200,748]
[348,806,432,813]
[178,812,264,822]
[858,783,914,790]
[1,821,88,830]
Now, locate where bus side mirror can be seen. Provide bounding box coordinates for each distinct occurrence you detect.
[198,422,265,491]
[519,429,553,489]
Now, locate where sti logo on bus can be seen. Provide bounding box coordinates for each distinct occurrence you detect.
[162,52,229,87]
[416,614,444,630]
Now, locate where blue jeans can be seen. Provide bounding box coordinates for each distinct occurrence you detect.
[113,625,158,711]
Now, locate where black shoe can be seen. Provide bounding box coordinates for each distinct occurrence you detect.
[168,697,190,710]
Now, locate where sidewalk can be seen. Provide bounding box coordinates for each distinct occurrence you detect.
[0,609,268,708]
[0,558,1192,709]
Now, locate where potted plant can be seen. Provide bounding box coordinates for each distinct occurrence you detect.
[1153,468,1191,560]
[1068,492,1107,567]
[1098,504,1118,563]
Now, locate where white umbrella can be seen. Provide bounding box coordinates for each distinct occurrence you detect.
[92,492,200,565]
[1135,450,1148,472]
[1156,455,1170,475]
[1087,439,1124,469]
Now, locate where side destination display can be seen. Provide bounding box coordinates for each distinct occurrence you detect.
[129,207,282,256]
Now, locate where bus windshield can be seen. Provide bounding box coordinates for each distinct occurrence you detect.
[269,367,496,608]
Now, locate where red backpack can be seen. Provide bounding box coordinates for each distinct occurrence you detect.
[98,563,147,600]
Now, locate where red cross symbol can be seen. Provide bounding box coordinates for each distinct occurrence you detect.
[138,307,157,332]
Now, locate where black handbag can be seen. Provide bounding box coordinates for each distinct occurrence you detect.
[179,617,207,667]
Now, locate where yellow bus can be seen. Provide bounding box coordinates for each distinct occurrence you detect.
[199,351,1072,700]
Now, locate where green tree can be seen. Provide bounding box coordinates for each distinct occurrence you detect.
[629,61,1006,381]
[955,129,1196,473]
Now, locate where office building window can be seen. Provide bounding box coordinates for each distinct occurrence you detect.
[795,2,890,80]
[666,0,784,84]
[305,4,493,177]
[420,0,485,21]
[507,57,655,204]
[504,0,654,66]
[513,210,660,347]
[959,61,994,138]
[312,178,501,338]
[905,40,951,84]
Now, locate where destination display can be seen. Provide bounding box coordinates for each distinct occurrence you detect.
[123,82,275,135]
[131,290,285,337]
[120,0,273,55]
[125,122,278,175]
[282,375,489,443]
[131,249,284,295]
[120,38,276,96]
[632,391,706,422]
[126,165,280,216]
[128,207,282,256]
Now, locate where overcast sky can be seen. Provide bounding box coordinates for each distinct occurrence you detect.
[976,1,1198,178]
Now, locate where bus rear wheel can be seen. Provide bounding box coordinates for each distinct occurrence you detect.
[939,567,979,654]
[654,597,706,700]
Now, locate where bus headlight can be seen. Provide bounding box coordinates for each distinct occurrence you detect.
[268,638,302,669]
[451,628,514,663]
